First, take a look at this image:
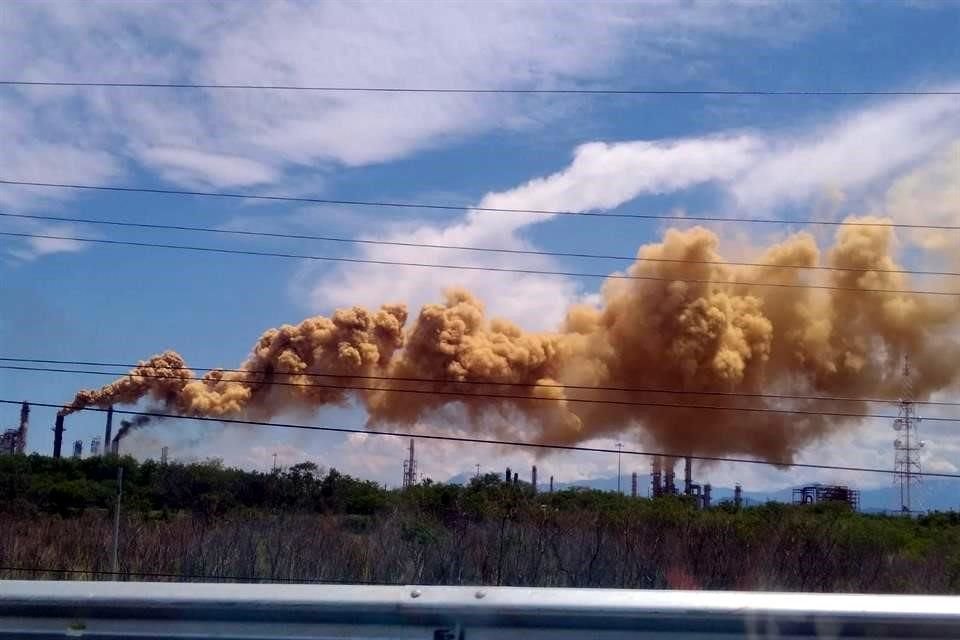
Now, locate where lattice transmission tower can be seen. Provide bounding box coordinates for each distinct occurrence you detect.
[893,357,923,513]
[402,439,417,489]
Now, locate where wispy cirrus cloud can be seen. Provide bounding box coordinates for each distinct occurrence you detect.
[1,0,828,194]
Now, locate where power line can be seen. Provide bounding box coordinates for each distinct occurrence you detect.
[3,230,958,297]
[2,178,959,230]
[3,80,959,96]
[3,210,958,278]
[13,365,908,422]
[5,367,960,423]
[3,398,959,478]
[4,357,959,409]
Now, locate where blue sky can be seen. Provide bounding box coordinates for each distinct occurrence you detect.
[2,1,960,497]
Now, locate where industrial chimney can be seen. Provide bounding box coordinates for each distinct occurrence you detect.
[664,458,676,495]
[703,483,712,509]
[549,475,554,493]
[651,456,663,498]
[52,414,65,459]
[110,436,120,457]
[513,472,518,485]
[684,456,693,496]
[631,471,638,497]
[103,406,114,456]
[17,402,29,454]
[505,466,511,483]
[161,446,169,465]
[734,483,743,509]
[72,439,83,458]
[531,465,537,494]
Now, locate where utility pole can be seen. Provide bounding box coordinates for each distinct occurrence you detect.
[112,466,123,576]
[272,452,278,473]
[616,442,623,494]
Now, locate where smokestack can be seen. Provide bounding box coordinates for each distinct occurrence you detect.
[17,402,28,454]
[505,466,511,483]
[651,456,663,498]
[111,436,119,457]
[664,458,676,495]
[52,414,65,459]
[90,437,101,457]
[703,483,712,509]
[407,439,415,487]
[531,465,537,493]
[734,483,743,509]
[631,471,638,497]
[103,406,114,456]
[684,456,692,496]
[549,475,554,493]
[72,439,83,458]
[161,446,169,465]
[513,472,518,485]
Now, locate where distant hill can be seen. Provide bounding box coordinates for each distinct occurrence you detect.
[447,471,958,512]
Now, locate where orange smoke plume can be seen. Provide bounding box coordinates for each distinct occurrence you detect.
[62,220,960,461]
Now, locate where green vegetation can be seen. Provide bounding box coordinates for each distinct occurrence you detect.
[0,453,388,517]
[2,454,960,593]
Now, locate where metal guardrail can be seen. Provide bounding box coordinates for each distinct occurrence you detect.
[2,581,960,639]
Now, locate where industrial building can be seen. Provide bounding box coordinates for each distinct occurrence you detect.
[0,429,21,455]
[792,484,860,511]
[650,455,712,509]
[0,402,29,456]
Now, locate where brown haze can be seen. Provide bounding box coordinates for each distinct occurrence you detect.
[61,219,960,462]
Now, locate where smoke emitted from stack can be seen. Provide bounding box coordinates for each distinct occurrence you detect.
[113,414,152,453]
[59,220,960,463]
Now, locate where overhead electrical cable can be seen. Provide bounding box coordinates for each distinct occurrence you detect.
[2,80,958,96]
[3,398,959,478]
[2,231,958,297]
[3,357,959,409]
[2,179,959,230]
[4,368,960,423]
[1,211,958,278]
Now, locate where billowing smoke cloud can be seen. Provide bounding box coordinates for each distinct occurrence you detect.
[61,220,960,462]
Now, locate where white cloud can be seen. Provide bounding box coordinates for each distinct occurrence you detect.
[481,136,761,218]
[1,1,825,192]
[376,90,960,224]
[304,229,580,331]
[303,89,960,328]
[306,135,759,327]
[0,96,122,210]
[729,93,960,210]
[24,234,85,258]
[139,147,278,188]
[0,217,92,262]
[885,141,960,252]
